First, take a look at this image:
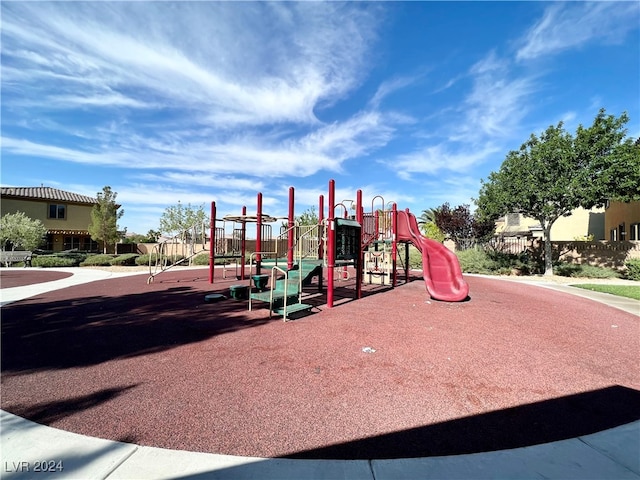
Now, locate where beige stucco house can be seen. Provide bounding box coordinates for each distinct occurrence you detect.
[495,207,606,241]
[605,200,640,242]
[1,187,100,252]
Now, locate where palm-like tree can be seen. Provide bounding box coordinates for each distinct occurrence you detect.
[417,208,445,241]
[418,208,438,227]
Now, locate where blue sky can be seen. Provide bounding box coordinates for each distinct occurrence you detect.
[2,1,639,235]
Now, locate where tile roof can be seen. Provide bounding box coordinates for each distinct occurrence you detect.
[0,187,98,204]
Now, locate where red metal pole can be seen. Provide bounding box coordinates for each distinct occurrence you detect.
[256,192,262,275]
[318,194,325,292]
[318,194,324,260]
[342,205,348,282]
[392,204,398,287]
[327,179,335,308]
[356,189,363,299]
[288,186,295,270]
[241,205,247,280]
[209,201,216,284]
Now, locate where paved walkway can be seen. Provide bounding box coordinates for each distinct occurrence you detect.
[1,268,638,479]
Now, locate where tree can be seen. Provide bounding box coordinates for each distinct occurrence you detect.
[0,211,47,251]
[417,208,445,242]
[88,186,124,254]
[159,202,207,238]
[433,203,494,250]
[476,109,640,275]
[122,230,160,244]
[296,206,319,226]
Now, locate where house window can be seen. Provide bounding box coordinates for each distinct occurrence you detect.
[63,237,81,250]
[506,213,520,226]
[82,237,99,251]
[630,223,639,241]
[49,204,66,219]
[610,229,617,242]
[619,223,626,241]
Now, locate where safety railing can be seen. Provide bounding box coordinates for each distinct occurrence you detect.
[147,220,208,284]
[269,265,289,319]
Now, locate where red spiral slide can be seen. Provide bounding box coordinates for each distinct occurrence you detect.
[396,209,469,302]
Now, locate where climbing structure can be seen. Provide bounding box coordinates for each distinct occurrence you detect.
[149,179,468,313]
[324,179,469,305]
[247,187,324,320]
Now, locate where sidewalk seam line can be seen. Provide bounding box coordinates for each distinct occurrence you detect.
[577,437,640,477]
[102,445,139,480]
[368,458,376,480]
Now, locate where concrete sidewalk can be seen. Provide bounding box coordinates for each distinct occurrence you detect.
[0,267,144,306]
[2,410,638,480]
[1,268,639,479]
[470,274,640,317]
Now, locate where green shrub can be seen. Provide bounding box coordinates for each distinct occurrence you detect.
[577,264,620,279]
[62,252,89,265]
[135,253,186,266]
[397,245,423,269]
[31,252,87,267]
[554,262,620,278]
[487,250,536,275]
[166,254,186,265]
[193,253,211,265]
[32,255,78,268]
[553,262,582,277]
[456,248,495,274]
[624,259,640,281]
[135,254,152,266]
[110,254,139,266]
[80,254,116,266]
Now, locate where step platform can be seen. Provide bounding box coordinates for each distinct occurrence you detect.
[273,302,313,319]
[229,285,249,300]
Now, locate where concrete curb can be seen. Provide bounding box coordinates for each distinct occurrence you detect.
[2,411,638,480]
[467,274,640,316]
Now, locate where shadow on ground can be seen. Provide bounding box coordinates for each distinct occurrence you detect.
[116,386,640,479]
[282,385,640,459]
[1,276,274,374]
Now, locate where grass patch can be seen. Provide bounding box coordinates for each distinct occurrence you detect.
[571,284,640,301]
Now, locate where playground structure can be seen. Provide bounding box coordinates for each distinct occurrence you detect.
[147,197,281,284]
[149,179,469,318]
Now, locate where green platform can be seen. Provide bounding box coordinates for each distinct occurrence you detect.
[229,285,249,300]
[250,259,322,319]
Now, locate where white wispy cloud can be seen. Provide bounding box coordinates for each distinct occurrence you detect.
[516,2,640,61]
[1,107,395,178]
[369,76,418,109]
[392,142,502,179]
[1,2,396,184]
[458,51,537,141]
[2,2,380,127]
[383,51,535,178]
[138,173,265,192]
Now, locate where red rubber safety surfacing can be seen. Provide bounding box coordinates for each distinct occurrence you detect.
[1,269,639,459]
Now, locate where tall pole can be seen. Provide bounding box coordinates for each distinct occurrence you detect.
[318,194,324,260]
[318,194,325,292]
[392,204,398,287]
[241,205,247,280]
[209,201,216,284]
[327,179,335,308]
[288,186,295,271]
[256,192,262,275]
[356,189,363,299]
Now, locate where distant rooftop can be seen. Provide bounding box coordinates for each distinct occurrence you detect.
[0,187,98,204]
